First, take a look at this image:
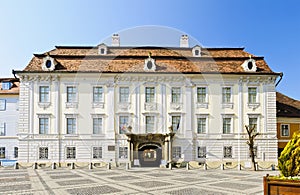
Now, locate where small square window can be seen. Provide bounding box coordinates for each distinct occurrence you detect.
[223,146,232,158]
[119,147,128,159]
[66,147,76,159]
[14,147,18,158]
[0,147,5,158]
[172,146,181,158]
[0,123,6,136]
[39,147,48,159]
[93,147,102,159]
[198,147,206,158]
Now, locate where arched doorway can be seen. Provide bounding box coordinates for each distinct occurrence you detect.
[138,143,162,167]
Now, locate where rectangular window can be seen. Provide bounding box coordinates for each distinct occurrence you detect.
[198,146,206,158]
[222,87,231,103]
[146,116,155,133]
[223,118,231,134]
[39,147,48,159]
[171,87,181,103]
[0,99,6,111]
[249,118,258,132]
[93,87,103,102]
[39,118,49,134]
[67,86,77,103]
[172,146,181,158]
[223,146,232,158]
[145,87,155,103]
[1,82,12,90]
[39,86,50,103]
[281,124,290,137]
[197,118,206,134]
[0,147,5,158]
[67,118,76,134]
[66,147,76,159]
[197,87,207,103]
[119,87,129,103]
[248,87,257,103]
[172,116,181,132]
[249,146,257,158]
[0,122,6,136]
[93,147,102,159]
[93,118,102,134]
[14,147,18,158]
[119,147,128,159]
[119,116,129,134]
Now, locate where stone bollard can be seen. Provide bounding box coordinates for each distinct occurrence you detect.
[204,163,207,170]
[238,164,241,170]
[255,163,258,171]
[221,164,224,170]
[89,162,93,170]
[186,163,189,170]
[168,162,172,170]
[33,162,38,169]
[107,162,111,170]
[14,162,19,169]
[126,162,129,170]
[70,162,75,169]
[52,162,56,170]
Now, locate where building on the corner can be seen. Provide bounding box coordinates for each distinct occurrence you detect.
[14,34,281,167]
[276,92,300,156]
[0,78,19,164]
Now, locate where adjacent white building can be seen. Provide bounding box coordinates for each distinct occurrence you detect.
[0,78,19,164]
[15,35,280,167]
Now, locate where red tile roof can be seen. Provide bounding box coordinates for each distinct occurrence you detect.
[277,92,300,117]
[0,78,19,95]
[19,46,278,74]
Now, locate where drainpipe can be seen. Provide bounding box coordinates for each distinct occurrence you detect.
[275,73,283,87]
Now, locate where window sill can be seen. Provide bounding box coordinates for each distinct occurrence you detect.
[92,102,104,108]
[196,103,208,109]
[144,102,157,111]
[222,103,233,109]
[118,102,131,111]
[64,134,79,137]
[248,103,260,109]
[170,102,183,110]
[66,102,78,108]
[91,134,105,137]
[38,102,51,108]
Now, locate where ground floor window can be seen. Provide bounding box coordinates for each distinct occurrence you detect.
[172,146,181,158]
[0,147,5,158]
[39,147,48,159]
[66,147,76,159]
[223,146,232,158]
[281,124,290,137]
[249,146,258,158]
[197,146,206,158]
[14,147,18,158]
[119,147,128,159]
[93,147,102,159]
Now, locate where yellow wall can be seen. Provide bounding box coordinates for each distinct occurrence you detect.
[277,117,300,149]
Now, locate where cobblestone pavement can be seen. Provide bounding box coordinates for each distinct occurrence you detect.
[0,167,279,195]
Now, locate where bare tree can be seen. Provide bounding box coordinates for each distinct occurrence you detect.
[245,125,260,171]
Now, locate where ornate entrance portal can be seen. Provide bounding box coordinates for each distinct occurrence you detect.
[126,132,175,168]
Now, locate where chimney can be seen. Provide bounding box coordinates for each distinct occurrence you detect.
[180,35,189,48]
[111,34,120,47]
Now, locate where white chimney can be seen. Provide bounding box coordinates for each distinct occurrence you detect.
[112,34,120,47]
[180,35,189,48]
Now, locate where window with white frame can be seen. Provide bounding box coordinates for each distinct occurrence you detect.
[223,146,232,158]
[0,99,6,111]
[172,146,181,158]
[197,117,207,134]
[171,87,181,103]
[119,87,129,103]
[93,118,102,134]
[66,147,76,159]
[223,118,232,134]
[39,118,49,134]
[146,116,155,133]
[197,87,207,103]
[67,86,77,103]
[198,146,206,158]
[281,124,290,137]
[119,116,129,134]
[0,147,5,158]
[39,147,48,159]
[67,118,76,134]
[93,147,102,159]
[0,122,5,136]
[248,87,257,103]
[93,86,103,102]
[39,86,50,103]
[249,117,258,132]
[172,116,181,132]
[222,87,231,103]
[14,147,18,158]
[145,87,155,103]
[119,147,128,158]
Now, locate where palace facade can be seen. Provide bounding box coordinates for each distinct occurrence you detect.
[15,35,280,167]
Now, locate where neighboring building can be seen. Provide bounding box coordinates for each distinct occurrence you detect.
[15,34,280,167]
[0,78,19,163]
[276,92,300,156]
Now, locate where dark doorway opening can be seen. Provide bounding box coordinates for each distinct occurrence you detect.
[138,144,162,167]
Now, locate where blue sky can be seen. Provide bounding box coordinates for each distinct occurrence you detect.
[1,0,299,99]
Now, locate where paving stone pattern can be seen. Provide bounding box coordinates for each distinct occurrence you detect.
[0,167,279,194]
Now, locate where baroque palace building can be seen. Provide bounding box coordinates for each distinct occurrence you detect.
[14,34,281,167]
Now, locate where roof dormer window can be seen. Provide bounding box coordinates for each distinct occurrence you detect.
[241,58,257,72]
[1,82,12,90]
[98,43,107,55]
[144,52,156,71]
[42,56,57,71]
[192,45,201,57]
